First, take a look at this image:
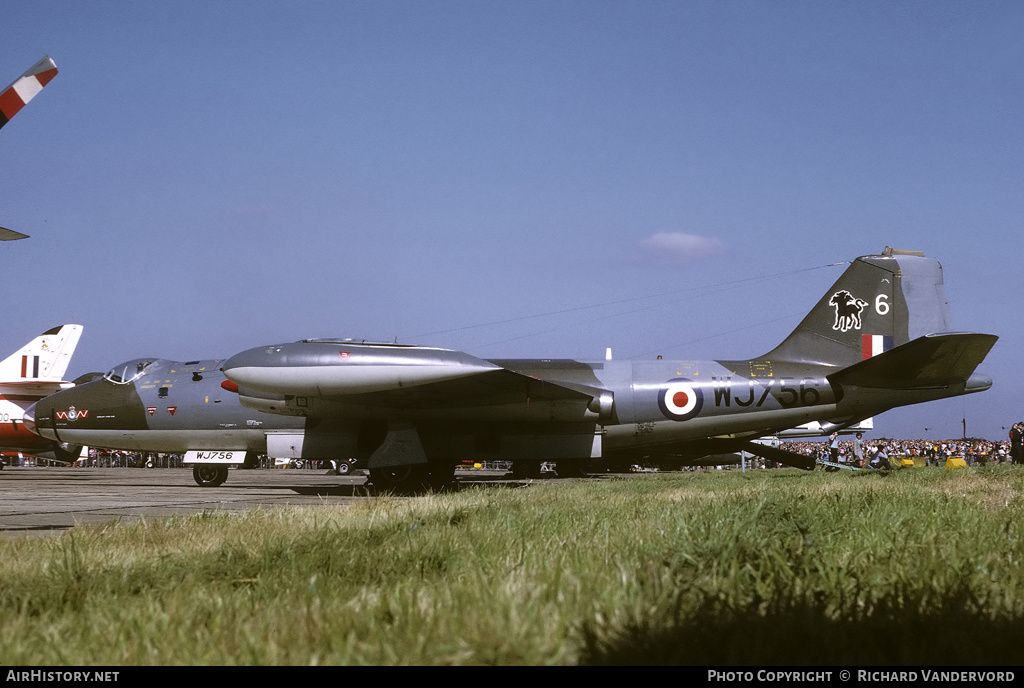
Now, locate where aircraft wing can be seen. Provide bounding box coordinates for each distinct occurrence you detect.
[317,367,596,410]
[0,226,29,241]
[0,56,58,130]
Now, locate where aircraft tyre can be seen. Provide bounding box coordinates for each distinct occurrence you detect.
[369,461,455,493]
[554,459,588,479]
[54,444,84,464]
[369,464,428,493]
[511,461,543,479]
[427,461,457,491]
[335,460,352,475]
[193,464,229,487]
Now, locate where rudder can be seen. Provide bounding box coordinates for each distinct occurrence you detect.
[762,248,952,368]
[0,324,83,381]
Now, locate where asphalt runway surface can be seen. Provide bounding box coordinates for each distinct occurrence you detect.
[0,466,522,538]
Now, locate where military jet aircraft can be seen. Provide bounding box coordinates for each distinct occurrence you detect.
[25,249,997,489]
[0,325,84,465]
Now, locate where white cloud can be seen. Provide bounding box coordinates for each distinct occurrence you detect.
[637,232,727,267]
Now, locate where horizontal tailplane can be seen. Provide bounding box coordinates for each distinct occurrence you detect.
[827,332,997,391]
[738,441,816,470]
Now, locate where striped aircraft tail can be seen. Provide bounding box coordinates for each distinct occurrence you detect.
[0,325,83,382]
[0,56,58,130]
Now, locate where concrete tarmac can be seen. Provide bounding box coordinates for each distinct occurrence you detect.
[0,466,520,538]
[0,466,377,537]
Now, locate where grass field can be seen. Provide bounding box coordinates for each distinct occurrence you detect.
[2,466,1024,665]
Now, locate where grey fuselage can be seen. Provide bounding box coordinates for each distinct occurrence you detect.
[25,251,998,467]
[24,348,973,463]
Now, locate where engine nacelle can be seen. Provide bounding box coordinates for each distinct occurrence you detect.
[223,340,499,396]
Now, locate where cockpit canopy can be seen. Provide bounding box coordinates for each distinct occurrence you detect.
[103,358,160,384]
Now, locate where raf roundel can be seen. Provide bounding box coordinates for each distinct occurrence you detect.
[658,378,703,421]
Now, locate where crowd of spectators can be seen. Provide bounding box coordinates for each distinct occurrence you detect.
[779,436,1018,468]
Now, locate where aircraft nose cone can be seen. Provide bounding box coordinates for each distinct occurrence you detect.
[222,347,277,389]
[22,398,58,439]
[223,346,274,370]
[23,402,37,435]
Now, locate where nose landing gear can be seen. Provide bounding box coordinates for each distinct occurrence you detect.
[193,464,228,487]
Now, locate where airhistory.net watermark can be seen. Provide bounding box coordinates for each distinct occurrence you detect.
[6,671,119,683]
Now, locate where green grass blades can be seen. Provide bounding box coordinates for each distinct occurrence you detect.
[2,468,1024,665]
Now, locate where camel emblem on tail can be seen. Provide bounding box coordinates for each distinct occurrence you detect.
[829,290,869,332]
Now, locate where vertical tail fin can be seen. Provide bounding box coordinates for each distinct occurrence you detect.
[0,56,58,130]
[0,325,83,382]
[763,248,953,368]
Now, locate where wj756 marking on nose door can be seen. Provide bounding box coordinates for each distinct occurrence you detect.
[183,450,246,464]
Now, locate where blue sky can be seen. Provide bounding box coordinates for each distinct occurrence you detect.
[1,1,1021,440]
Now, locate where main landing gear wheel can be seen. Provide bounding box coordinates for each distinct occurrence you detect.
[193,464,228,487]
[554,459,588,479]
[368,462,456,493]
[511,461,543,479]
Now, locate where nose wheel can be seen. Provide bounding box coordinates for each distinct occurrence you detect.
[193,464,228,487]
